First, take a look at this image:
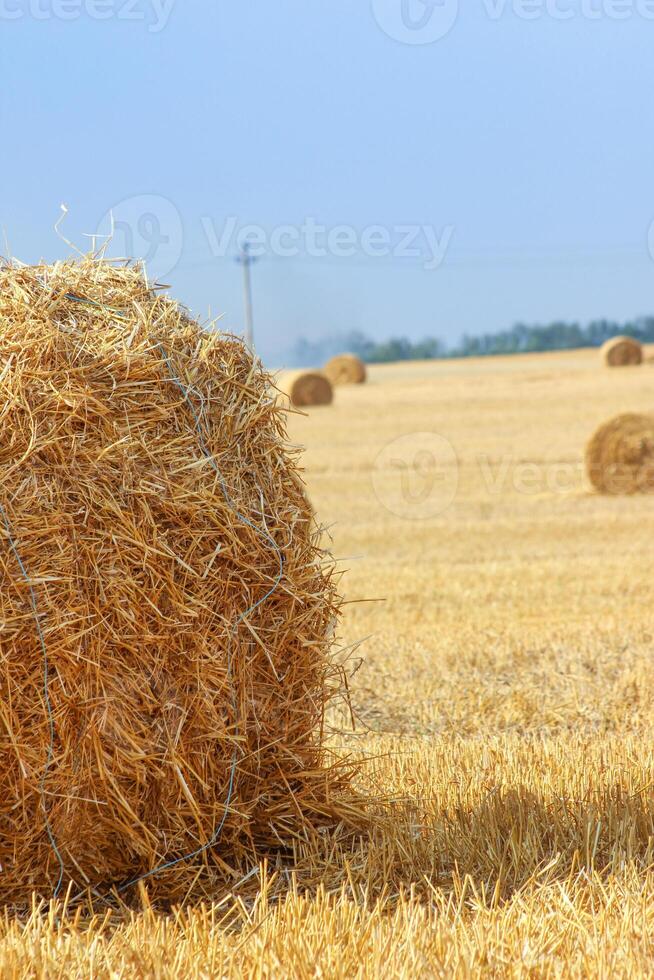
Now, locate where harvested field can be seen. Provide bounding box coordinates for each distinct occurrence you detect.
[4,345,654,976]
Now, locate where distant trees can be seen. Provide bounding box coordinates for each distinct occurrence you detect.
[450,318,654,358]
[288,317,654,366]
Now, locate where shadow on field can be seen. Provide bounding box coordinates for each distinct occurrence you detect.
[277,782,654,903]
[434,785,654,890]
[20,780,653,915]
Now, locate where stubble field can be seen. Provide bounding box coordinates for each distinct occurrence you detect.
[4,347,654,977]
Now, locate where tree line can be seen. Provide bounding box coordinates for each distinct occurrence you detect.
[290,317,654,366]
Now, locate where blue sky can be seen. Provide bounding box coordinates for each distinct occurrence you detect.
[1,1,653,363]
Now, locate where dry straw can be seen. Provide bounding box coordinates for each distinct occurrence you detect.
[0,257,355,906]
[282,371,333,408]
[586,413,654,494]
[601,336,643,367]
[323,354,367,386]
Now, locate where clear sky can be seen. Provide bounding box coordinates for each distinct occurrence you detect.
[1,1,653,364]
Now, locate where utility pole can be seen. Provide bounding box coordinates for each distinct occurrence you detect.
[236,241,257,349]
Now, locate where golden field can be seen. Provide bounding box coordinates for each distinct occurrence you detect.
[4,347,654,977]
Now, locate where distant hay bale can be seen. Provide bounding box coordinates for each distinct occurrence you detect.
[324,354,367,386]
[601,336,643,367]
[0,258,352,905]
[284,371,333,407]
[586,413,654,494]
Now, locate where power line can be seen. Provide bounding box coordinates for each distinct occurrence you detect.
[177,243,652,275]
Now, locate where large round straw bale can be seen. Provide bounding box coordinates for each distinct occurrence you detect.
[0,259,350,904]
[323,354,367,386]
[284,371,333,407]
[585,413,654,494]
[601,336,643,367]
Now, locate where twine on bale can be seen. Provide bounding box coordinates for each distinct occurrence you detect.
[116,343,285,894]
[3,294,283,898]
[63,294,286,893]
[600,336,643,367]
[323,354,367,386]
[0,257,355,906]
[585,413,654,494]
[0,505,66,900]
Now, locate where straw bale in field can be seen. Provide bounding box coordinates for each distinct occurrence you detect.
[323,354,367,386]
[585,413,654,494]
[283,371,333,407]
[601,336,643,367]
[0,258,351,904]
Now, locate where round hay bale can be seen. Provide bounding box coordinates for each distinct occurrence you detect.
[323,354,367,386]
[586,413,654,494]
[284,371,333,408]
[601,336,643,367]
[0,259,351,905]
